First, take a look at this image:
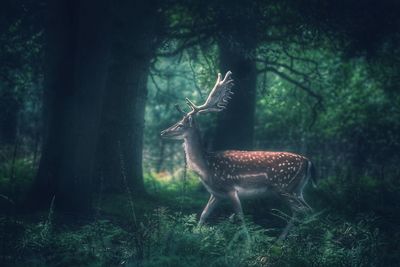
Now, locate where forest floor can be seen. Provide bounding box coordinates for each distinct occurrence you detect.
[1,166,400,266]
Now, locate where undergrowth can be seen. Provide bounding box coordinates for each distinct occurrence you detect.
[0,157,35,206]
[0,207,391,267]
[0,165,399,266]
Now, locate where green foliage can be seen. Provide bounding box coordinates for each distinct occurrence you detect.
[0,0,43,147]
[275,214,382,267]
[18,219,133,267]
[0,155,397,266]
[0,155,35,206]
[3,207,391,267]
[142,170,208,214]
[144,170,201,195]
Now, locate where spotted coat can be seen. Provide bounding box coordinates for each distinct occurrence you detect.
[204,151,309,196]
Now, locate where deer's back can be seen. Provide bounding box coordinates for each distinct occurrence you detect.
[206,150,309,194]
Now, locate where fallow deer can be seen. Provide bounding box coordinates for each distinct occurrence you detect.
[160,71,315,237]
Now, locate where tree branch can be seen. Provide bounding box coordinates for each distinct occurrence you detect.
[261,66,323,127]
[188,59,204,100]
[257,59,314,78]
[260,66,323,105]
[156,34,209,57]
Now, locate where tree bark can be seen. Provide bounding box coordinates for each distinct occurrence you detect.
[30,0,111,211]
[95,1,160,194]
[213,36,258,150]
[0,90,19,146]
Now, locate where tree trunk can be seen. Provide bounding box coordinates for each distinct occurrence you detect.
[0,90,19,146]
[95,1,160,194]
[213,36,258,150]
[30,0,111,211]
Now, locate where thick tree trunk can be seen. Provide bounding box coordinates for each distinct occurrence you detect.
[96,1,160,194]
[0,90,19,146]
[30,0,111,211]
[213,36,258,150]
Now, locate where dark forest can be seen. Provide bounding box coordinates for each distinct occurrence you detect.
[1,0,400,266]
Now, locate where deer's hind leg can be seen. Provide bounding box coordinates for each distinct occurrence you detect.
[279,215,295,240]
[294,161,314,212]
[279,191,314,240]
[278,193,307,240]
[294,181,313,212]
[277,195,296,240]
[296,194,312,211]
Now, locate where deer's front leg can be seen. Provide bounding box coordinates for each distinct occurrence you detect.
[228,190,244,222]
[199,194,219,226]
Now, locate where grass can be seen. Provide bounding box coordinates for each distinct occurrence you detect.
[1,207,389,267]
[0,160,400,266]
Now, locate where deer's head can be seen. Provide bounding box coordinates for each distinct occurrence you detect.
[160,71,234,140]
[160,114,195,140]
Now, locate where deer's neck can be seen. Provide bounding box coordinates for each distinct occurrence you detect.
[183,130,209,180]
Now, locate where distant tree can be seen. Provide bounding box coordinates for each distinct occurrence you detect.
[160,0,323,150]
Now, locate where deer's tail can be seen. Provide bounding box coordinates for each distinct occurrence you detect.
[307,160,318,188]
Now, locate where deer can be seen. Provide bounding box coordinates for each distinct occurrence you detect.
[160,71,315,238]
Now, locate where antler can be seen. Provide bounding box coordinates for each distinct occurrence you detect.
[186,71,234,115]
